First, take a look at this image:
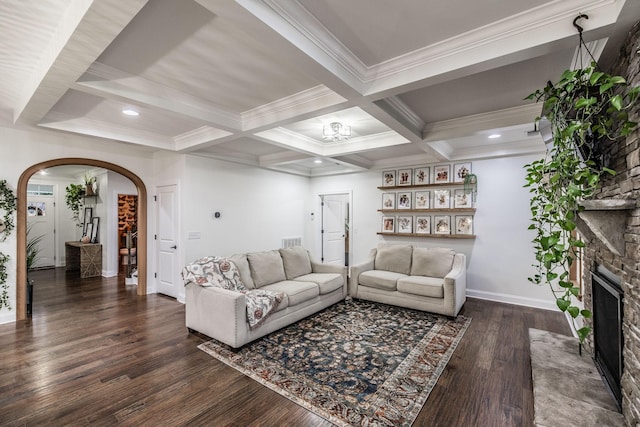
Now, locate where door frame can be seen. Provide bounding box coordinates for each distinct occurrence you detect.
[16,158,148,321]
[316,191,352,266]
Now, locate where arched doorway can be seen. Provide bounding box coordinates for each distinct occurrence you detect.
[16,158,148,321]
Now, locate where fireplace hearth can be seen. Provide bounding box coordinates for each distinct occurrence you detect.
[591,265,623,410]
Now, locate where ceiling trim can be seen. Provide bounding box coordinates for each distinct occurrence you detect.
[422,104,543,142]
[78,63,243,130]
[241,85,347,130]
[38,112,174,150]
[174,126,233,151]
[14,0,148,125]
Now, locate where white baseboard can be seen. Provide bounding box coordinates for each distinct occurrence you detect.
[0,311,16,325]
[466,288,558,311]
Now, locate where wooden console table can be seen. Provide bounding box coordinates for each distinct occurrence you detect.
[65,242,102,278]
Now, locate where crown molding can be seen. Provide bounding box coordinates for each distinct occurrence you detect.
[376,96,426,133]
[80,63,242,130]
[174,126,233,151]
[38,111,174,149]
[241,85,346,130]
[237,0,366,91]
[423,104,542,142]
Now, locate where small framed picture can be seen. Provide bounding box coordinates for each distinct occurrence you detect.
[414,167,429,185]
[434,189,450,209]
[397,168,412,186]
[434,215,451,234]
[415,216,431,234]
[454,189,473,208]
[382,193,396,209]
[455,215,474,235]
[397,192,412,209]
[382,216,395,233]
[382,170,396,187]
[90,217,100,243]
[434,165,450,183]
[453,162,472,183]
[397,216,413,233]
[414,191,430,209]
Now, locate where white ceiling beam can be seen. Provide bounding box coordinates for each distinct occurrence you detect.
[361,0,627,98]
[258,150,313,167]
[422,104,542,143]
[14,0,148,124]
[38,112,174,150]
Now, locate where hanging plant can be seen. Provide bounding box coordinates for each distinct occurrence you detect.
[0,179,17,242]
[0,180,16,312]
[65,183,85,228]
[524,62,639,343]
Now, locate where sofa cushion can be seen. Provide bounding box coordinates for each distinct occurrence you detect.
[261,281,319,306]
[229,253,255,289]
[247,250,287,288]
[375,244,412,275]
[279,246,312,280]
[359,270,406,291]
[397,276,444,298]
[411,247,455,278]
[295,273,343,295]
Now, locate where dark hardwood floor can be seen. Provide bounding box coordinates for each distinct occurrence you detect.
[0,268,570,426]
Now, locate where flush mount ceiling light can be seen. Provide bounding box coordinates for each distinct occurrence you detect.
[314,159,323,164]
[488,133,501,139]
[323,122,351,142]
[122,108,139,116]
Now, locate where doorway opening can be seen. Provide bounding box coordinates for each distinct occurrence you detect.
[16,158,148,321]
[319,192,351,267]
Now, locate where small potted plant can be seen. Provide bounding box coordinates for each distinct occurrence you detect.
[83,173,97,196]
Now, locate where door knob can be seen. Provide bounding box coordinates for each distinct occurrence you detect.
[170,245,177,249]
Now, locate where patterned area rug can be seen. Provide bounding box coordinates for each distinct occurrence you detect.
[198,299,471,426]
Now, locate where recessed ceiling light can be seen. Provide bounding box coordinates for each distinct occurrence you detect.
[488,133,501,139]
[122,108,139,116]
[314,159,323,164]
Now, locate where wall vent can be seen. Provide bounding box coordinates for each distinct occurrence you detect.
[281,237,302,248]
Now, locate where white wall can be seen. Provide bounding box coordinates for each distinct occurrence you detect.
[308,154,557,310]
[0,125,157,324]
[181,155,310,263]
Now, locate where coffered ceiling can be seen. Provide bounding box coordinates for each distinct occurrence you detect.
[1,0,638,176]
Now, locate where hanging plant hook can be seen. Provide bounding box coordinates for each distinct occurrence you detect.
[572,14,588,35]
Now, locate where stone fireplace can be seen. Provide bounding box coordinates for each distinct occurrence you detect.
[576,20,640,426]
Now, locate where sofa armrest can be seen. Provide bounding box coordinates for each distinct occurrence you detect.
[444,253,467,316]
[348,257,375,296]
[185,283,248,347]
[310,260,348,297]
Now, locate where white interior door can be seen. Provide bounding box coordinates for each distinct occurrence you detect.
[26,195,55,268]
[321,194,348,266]
[156,185,179,298]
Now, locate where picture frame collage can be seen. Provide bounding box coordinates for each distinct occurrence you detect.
[82,207,100,243]
[381,214,473,235]
[381,162,472,187]
[379,162,474,236]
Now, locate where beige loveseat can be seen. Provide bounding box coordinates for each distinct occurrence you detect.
[184,246,347,348]
[349,244,466,316]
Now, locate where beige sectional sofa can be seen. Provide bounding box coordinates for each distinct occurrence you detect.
[184,246,347,348]
[349,244,466,316]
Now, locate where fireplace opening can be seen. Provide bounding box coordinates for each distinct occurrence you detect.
[591,264,623,410]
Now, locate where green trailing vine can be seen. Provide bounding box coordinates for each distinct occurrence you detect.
[0,179,16,311]
[0,179,17,242]
[65,183,85,228]
[0,252,9,310]
[524,63,639,343]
